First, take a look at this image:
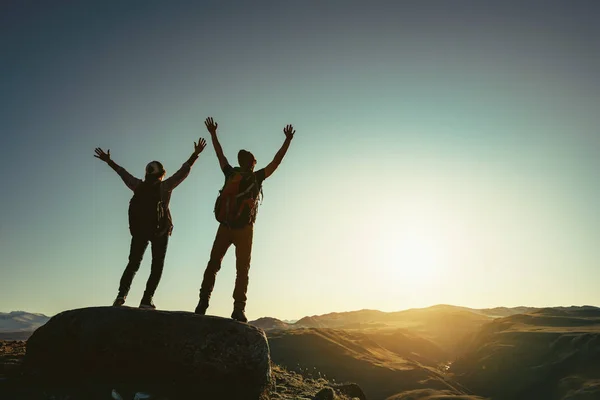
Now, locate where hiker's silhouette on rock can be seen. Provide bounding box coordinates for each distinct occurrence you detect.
[94,138,206,309]
[195,117,295,322]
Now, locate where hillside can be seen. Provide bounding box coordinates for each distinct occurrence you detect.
[252,305,495,356]
[267,327,475,400]
[450,306,600,400]
[257,305,600,399]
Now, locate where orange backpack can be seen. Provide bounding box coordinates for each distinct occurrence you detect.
[214,168,261,226]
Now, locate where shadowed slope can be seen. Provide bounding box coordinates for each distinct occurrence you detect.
[263,305,494,356]
[451,307,600,400]
[268,328,474,400]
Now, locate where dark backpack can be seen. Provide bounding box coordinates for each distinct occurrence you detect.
[214,167,261,226]
[128,181,168,238]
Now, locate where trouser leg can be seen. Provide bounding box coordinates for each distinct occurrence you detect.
[143,234,169,299]
[232,225,254,311]
[199,224,233,303]
[118,236,149,297]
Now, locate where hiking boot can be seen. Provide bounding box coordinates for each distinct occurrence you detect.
[112,296,126,307]
[194,299,209,315]
[231,308,248,323]
[139,297,156,310]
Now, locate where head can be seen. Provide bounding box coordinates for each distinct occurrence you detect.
[145,161,166,181]
[237,150,256,171]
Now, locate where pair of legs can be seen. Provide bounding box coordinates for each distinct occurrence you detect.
[114,234,169,308]
[197,224,253,321]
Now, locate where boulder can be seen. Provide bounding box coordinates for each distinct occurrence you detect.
[314,386,336,399]
[331,383,367,400]
[24,307,271,399]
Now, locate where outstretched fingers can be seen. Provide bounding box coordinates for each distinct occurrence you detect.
[204,117,218,132]
[195,137,207,153]
[94,147,110,160]
[283,124,295,137]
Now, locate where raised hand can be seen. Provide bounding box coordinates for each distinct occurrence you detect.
[194,137,207,155]
[94,147,111,162]
[205,117,218,135]
[283,124,295,140]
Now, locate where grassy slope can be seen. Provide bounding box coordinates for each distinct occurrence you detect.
[450,308,600,400]
[267,328,474,400]
[255,305,494,358]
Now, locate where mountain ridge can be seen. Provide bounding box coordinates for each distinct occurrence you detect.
[249,304,579,331]
[0,311,50,334]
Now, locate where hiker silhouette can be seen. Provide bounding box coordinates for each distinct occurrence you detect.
[94,138,207,309]
[195,117,295,322]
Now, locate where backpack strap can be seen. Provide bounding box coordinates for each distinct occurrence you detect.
[156,183,165,221]
[216,170,262,226]
[235,182,255,198]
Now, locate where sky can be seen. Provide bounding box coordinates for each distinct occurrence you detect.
[1,1,599,321]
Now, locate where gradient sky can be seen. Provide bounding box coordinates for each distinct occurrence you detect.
[1,1,599,321]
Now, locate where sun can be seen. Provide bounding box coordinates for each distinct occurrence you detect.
[346,194,465,295]
[390,234,443,283]
[367,222,452,289]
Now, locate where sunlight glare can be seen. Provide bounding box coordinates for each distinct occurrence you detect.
[363,199,459,291]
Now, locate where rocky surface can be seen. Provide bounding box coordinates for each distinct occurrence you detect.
[270,364,366,399]
[1,341,363,399]
[24,307,272,399]
[0,340,26,378]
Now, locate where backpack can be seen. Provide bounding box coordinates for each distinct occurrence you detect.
[214,167,261,226]
[128,181,168,238]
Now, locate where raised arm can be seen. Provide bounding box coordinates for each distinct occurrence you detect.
[162,137,207,191]
[264,124,295,179]
[205,117,229,171]
[94,147,141,191]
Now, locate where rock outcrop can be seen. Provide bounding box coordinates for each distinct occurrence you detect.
[24,307,271,399]
[3,344,367,400]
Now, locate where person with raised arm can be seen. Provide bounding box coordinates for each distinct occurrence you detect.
[94,137,207,309]
[195,117,295,322]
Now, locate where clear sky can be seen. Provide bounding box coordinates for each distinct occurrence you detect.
[1,1,599,321]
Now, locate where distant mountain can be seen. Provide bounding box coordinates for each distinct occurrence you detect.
[253,305,494,356]
[531,305,600,317]
[0,311,50,340]
[294,315,328,328]
[252,305,552,332]
[250,311,390,331]
[252,305,541,331]
[252,305,599,359]
[294,309,388,329]
[249,317,291,331]
[472,306,540,318]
